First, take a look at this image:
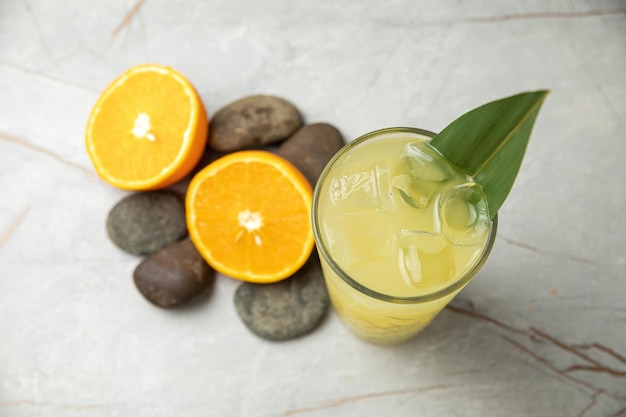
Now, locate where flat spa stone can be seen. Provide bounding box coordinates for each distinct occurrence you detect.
[208,95,302,151]
[276,122,345,186]
[233,252,329,341]
[133,239,214,308]
[106,191,187,256]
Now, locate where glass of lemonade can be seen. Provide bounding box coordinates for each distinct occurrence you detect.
[312,127,498,345]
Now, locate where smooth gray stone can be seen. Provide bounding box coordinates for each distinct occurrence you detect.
[106,191,187,256]
[234,252,329,341]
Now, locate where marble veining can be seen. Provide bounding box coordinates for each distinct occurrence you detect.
[1,1,625,416]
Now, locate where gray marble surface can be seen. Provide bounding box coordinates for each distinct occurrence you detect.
[1,1,625,416]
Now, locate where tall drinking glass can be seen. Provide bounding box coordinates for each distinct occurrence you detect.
[312,127,497,345]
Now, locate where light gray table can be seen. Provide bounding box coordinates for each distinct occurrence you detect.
[1,1,625,416]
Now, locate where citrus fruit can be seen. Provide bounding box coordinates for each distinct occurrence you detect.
[186,150,314,283]
[85,64,208,190]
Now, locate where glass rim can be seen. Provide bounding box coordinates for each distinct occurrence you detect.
[311,127,498,304]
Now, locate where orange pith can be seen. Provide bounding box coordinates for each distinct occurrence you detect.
[85,64,208,190]
[186,151,314,283]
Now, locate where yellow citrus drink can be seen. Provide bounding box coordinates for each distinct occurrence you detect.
[312,128,497,344]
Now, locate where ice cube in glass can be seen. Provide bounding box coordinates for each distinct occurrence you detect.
[391,142,457,209]
[395,229,455,287]
[323,212,395,269]
[329,164,394,212]
[439,182,490,246]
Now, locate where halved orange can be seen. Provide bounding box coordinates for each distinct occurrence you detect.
[186,151,314,283]
[85,64,208,190]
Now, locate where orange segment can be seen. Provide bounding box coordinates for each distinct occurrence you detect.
[186,151,314,283]
[85,64,208,190]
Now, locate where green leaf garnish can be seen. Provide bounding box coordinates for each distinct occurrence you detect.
[429,90,549,219]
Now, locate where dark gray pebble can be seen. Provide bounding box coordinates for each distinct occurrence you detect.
[277,123,344,186]
[233,252,329,341]
[133,239,214,308]
[106,191,187,256]
[208,95,302,151]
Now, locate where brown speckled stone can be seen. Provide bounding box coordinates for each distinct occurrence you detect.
[133,239,214,308]
[208,95,302,151]
[276,123,344,186]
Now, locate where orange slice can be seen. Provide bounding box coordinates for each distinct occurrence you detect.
[85,64,208,190]
[186,151,314,283]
